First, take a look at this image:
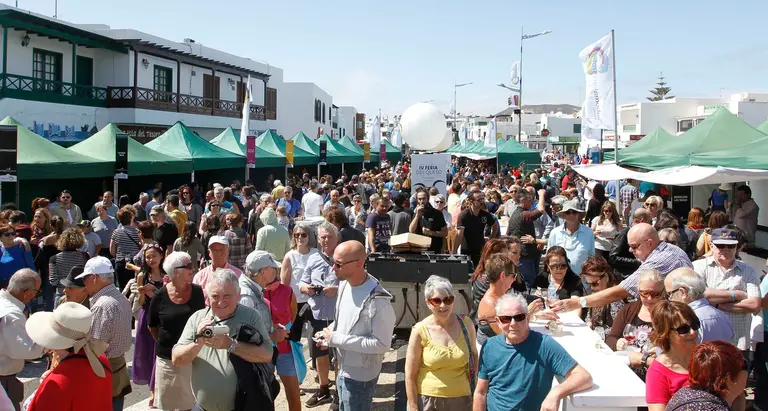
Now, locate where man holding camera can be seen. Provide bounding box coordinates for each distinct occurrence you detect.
[173,269,274,411]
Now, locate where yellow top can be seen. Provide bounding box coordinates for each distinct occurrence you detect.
[415,315,472,398]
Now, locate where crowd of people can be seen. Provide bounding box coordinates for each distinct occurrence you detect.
[0,154,766,411]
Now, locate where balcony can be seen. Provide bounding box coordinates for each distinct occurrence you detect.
[107,86,268,120]
[0,73,107,107]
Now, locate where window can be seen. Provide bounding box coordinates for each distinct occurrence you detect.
[153,66,173,92]
[314,99,321,122]
[573,124,582,134]
[265,87,277,120]
[32,48,62,92]
[357,120,363,128]
[322,103,326,124]
[478,121,488,126]
[622,124,636,132]
[678,119,693,133]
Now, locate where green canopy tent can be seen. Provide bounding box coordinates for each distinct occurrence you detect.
[290,132,319,156]
[317,134,362,164]
[70,124,193,176]
[145,122,246,171]
[619,107,768,170]
[254,129,318,166]
[757,120,768,134]
[381,138,403,163]
[498,138,541,168]
[338,135,378,163]
[690,124,768,169]
[444,142,461,153]
[603,127,674,162]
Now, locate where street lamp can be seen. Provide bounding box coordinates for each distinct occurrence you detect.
[454,82,472,142]
[515,28,552,141]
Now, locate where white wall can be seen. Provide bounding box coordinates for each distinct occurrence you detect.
[542,116,580,137]
[4,30,76,82]
[733,101,768,126]
[337,106,357,139]
[279,82,332,139]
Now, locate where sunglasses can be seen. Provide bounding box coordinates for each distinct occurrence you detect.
[549,263,568,270]
[585,276,604,288]
[332,259,358,269]
[714,243,737,249]
[61,196,71,199]
[293,233,308,239]
[1,232,14,237]
[497,313,527,324]
[428,296,455,306]
[644,203,657,208]
[210,203,221,208]
[435,200,445,204]
[639,289,664,299]
[672,321,700,335]
[562,210,578,215]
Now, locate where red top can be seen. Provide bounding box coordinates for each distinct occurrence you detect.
[29,352,113,411]
[645,360,690,405]
[264,283,294,354]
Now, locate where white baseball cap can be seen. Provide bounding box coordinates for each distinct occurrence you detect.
[245,250,280,273]
[208,235,229,247]
[75,256,114,280]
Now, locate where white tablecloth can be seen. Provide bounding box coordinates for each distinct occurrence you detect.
[530,312,647,410]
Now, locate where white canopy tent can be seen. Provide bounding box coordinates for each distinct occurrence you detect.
[573,163,768,186]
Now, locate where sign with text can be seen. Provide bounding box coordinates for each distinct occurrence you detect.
[115,133,128,179]
[246,135,256,168]
[411,153,451,197]
[285,140,295,167]
[671,186,692,222]
[0,126,17,182]
[319,140,328,165]
[363,143,370,163]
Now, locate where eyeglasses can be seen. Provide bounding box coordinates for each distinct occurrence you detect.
[672,321,700,335]
[585,275,605,288]
[714,243,737,249]
[428,296,455,306]
[497,313,527,324]
[175,263,194,270]
[628,242,643,250]
[644,203,657,208]
[332,259,358,269]
[1,232,14,237]
[666,288,683,300]
[61,196,71,200]
[548,263,568,270]
[210,203,221,208]
[639,289,664,299]
[293,233,308,239]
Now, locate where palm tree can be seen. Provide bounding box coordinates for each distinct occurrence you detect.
[648,72,674,101]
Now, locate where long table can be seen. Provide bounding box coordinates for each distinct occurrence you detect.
[530,312,647,410]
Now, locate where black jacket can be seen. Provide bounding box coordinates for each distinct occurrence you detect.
[231,324,278,411]
[339,223,365,246]
[608,227,640,279]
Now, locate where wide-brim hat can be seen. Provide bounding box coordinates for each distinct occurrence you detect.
[717,183,732,191]
[60,265,86,288]
[557,199,585,218]
[26,302,93,350]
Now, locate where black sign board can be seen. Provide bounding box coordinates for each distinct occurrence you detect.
[670,186,692,223]
[0,125,18,182]
[319,140,328,165]
[115,133,128,179]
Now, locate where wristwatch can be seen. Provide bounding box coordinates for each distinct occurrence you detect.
[579,297,587,308]
[227,338,238,353]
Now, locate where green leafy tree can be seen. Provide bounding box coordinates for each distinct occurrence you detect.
[648,72,674,101]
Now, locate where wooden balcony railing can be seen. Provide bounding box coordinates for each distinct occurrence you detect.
[107,86,267,120]
[0,73,107,107]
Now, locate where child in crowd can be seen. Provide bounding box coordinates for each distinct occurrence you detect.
[276,206,290,230]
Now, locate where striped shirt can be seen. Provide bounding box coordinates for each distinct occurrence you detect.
[111,225,141,262]
[48,250,89,288]
[89,283,132,358]
[620,242,693,297]
[693,257,760,350]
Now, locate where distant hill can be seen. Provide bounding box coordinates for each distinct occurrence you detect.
[523,104,580,114]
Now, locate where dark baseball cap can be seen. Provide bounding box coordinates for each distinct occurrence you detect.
[711,228,739,245]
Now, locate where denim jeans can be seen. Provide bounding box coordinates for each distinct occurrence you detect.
[112,396,124,411]
[518,258,537,291]
[337,374,378,411]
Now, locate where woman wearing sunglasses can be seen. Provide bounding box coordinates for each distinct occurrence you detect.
[666,341,748,411]
[606,269,665,380]
[646,301,700,411]
[581,256,624,341]
[281,225,318,342]
[533,246,584,317]
[405,275,477,411]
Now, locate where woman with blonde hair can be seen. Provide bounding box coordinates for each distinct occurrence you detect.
[48,227,88,307]
[281,224,318,341]
[591,201,622,259]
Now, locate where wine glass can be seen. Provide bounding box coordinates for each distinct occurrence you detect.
[622,324,637,350]
[546,295,560,311]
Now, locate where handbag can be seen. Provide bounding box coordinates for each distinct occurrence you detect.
[285,322,307,384]
[456,314,476,393]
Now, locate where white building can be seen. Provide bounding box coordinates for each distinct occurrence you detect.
[335,105,357,139]
[0,4,281,142]
[280,82,333,139]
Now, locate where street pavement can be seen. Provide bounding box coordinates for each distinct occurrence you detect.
[19,330,408,411]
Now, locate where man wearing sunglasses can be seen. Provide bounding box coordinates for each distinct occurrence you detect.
[693,228,761,356]
[473,293,592,411]
[664,268,733,344]
[50,190,83,228]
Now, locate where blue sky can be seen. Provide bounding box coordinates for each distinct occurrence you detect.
[21,0,768,117]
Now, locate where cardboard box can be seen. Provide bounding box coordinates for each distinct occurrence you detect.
[389,233,431,251]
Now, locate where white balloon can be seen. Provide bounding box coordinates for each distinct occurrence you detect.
[400,103,448,151]
[433,129,453,152]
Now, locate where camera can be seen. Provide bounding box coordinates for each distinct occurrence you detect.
[200,324,229,338]
[311,285,324,295]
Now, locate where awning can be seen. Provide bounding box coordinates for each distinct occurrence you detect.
[573,163,768,186]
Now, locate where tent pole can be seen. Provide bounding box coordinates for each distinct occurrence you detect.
[317,164,320,180]
[285,164,288,186]
[342,163,345,177]
[15,181,18,207]
[113,178,119,203]
[245,167,249,184]
[191,171,195,183]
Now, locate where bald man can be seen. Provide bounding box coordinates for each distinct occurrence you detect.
[665,268,733,344]
[315,241,395,411]
[552,223,692,313]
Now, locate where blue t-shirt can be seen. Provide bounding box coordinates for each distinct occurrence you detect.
[711,189,728,208]
[605,180,621,199]
[276,198,302,218]
[479,331,577,411]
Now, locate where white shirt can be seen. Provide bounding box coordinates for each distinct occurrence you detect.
[302,192,324,218]
[0,290,45,375]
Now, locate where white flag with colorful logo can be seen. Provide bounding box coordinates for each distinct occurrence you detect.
[579,33,615,131]
[581,123,601,141]
[391,127,402,148]
[510,61,521,89]
[458,120,468,146]
[485,118,497,148]
[239,76,253,144]
[368,116,380,147]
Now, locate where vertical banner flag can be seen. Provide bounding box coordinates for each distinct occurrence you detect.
[380,143,386,162]
[0,126,17,182]
[391,128,402,148]
[458,120,468,146]
[363,143,370,163]
[285,140,294,167]
[484,118,497,148]
[579,33,616,131]
[411,153,451,197]
[239,76,253,144]
[115,133,128,179]
[246,135,256,168]
[581,124,601,141]
[368,116,381,147]
[319,140,328,165]
[510,61,521,89]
